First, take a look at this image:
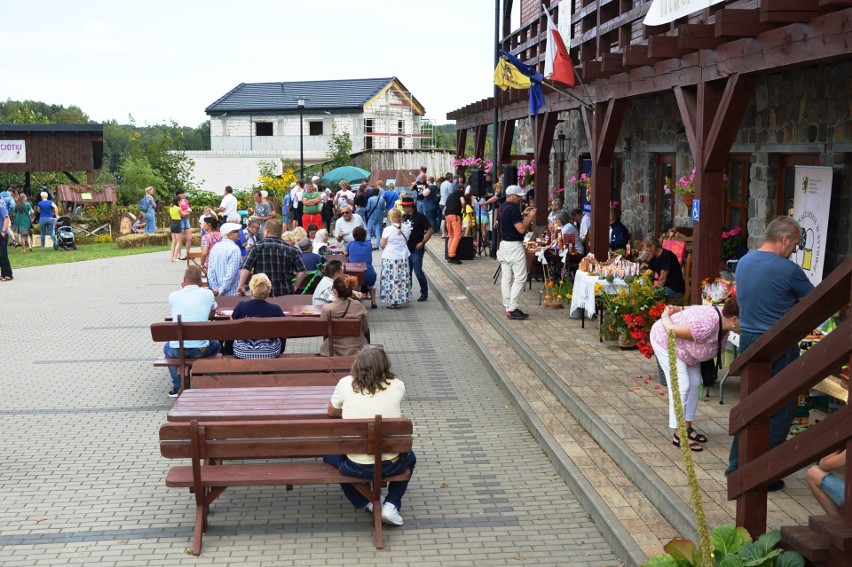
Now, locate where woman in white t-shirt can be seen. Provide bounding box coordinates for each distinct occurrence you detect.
[323,345,416,526]
[379,208,412,309]
[289,181,304,230]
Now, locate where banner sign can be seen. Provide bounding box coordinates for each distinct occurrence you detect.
[793,165,833,286]
[644,0,726,26]
[0,140,26,163]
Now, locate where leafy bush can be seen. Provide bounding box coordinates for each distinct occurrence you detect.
[645,525,804,567]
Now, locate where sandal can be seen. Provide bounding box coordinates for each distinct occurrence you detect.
[0,276,12,281]
[673,434,703,452]
[687,427,708,444]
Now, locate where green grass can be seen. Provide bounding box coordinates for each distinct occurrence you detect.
[9,242,171,269]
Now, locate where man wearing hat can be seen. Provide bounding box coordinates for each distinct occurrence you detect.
[207,223,243,296]
[400,196,433,301]
[239,219,306,297]
[298,237,323,272]
[497,185,536,320]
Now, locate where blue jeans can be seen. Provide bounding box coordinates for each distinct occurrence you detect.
[408,248,427,297]
[322,451,416,510]
[162,341,221,390]
[726,331,799,474]
[662,286,683,299]
[145,209,156,233]
[366,217,382,247]
[40,218,56,248]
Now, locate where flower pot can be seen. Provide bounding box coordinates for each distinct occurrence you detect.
[618,331,638,349]
[542,299,563,310]
[682,194,694,208]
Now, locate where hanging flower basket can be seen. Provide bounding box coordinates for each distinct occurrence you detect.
[683,194,694,208]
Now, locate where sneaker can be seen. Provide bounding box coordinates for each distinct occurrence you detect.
[168,388,179,398]
[380,502,403,526]
[507,309,529,320]
[516,309,529,317]
[767,480,785,492]
[417,296,428,302]
[448,258,462,265]
[364,502,374,514]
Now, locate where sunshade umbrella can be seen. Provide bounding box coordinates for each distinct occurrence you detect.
[320,166,371,186]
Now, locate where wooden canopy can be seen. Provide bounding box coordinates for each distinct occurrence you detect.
[0,124,104,184]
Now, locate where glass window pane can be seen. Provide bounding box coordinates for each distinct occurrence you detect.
[782,167,796,215]
[727,208,741,230]
[728,161,743,203]
[659,162,673,233]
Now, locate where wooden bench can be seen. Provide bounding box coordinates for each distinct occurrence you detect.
[151,316,362,391]
[190,355,355,388]
[159,416,413,554]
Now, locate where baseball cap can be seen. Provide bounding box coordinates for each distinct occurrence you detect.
[298,237,312,250]
[505,185,525,196]
[400,196,415,206]
[220,223,241,235]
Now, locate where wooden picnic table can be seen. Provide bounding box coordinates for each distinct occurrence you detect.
[344,262,367,285]
[165,302,323,321]
[214,295,313,310]
[167,386,335,422]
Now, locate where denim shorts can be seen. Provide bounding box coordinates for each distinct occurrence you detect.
[170,220,182,234]
[820,472,846,507]
[180,217,190,231]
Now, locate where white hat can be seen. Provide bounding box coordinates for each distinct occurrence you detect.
[220,223,241,234]
[260,190,268,198]
[505,184,525,196]
[311,175,320,182]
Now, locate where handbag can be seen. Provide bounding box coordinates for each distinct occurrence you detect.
[700,307,724,387]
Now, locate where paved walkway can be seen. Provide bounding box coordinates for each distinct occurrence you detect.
[0,251,619,566]
[421,239,824,561]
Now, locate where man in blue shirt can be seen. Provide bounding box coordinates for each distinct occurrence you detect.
[496,185,536,320]
[207,223,243,297]
[163,267,220,397]
[725,216,814,490]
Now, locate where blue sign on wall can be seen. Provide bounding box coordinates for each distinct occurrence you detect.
[692,199,700,222]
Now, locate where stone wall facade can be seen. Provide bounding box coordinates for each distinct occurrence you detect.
[548,60,851,270]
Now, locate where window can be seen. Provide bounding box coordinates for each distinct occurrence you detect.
[397,120,404,134]
[255,122,272,136]
[397,120,404,149]
[725,156,750,234]
[308,121,323,136]
[655,155,675,235]
[398,137,404,149]
[611,156,623,207]
[364,119,374,150]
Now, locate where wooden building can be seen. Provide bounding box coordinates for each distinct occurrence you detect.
[0,123,104,187]
[449,1,851,562]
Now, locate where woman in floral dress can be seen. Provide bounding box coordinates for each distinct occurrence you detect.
[379,208,411,308]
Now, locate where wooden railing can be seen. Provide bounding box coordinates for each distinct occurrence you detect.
[727,257,851,562]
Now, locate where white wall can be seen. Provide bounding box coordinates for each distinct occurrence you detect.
[181,151,323,194]
[210,113,364,153]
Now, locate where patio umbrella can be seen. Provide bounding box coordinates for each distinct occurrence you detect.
[320,166,371,186]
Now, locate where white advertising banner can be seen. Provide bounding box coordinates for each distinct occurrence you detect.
[793,165,833,286]
[644,0,726,26]
[0,140,26,163]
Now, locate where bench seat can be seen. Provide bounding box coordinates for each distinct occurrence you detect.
[166,462,411,488]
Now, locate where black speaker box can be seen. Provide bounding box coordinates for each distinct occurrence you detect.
[502,165,518,190]
[468,168,486,197]
[444,236,475,261]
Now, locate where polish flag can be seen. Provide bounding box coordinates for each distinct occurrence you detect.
[543,7,575,87]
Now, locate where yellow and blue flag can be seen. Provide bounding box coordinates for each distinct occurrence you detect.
[494,59,531,91]
[498,51,546,116]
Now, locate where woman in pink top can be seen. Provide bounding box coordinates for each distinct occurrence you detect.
[650,297,740,451]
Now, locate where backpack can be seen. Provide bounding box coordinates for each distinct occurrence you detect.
[139,196,149,212]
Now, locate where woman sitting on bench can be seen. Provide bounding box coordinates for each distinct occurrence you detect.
[324,344,416,526]
[231,273,285,359]
[319,275,369,356]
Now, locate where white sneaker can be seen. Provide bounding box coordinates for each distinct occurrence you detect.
[380,502,403,526]
[364,502,373,514]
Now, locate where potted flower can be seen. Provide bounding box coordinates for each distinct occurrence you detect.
[596,273,666,355]
[672,168,696,207]
[721,226,744,262]
[517,160,535,186]
[452,156,494,176]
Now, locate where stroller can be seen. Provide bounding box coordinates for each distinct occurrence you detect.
[55,216,77,251]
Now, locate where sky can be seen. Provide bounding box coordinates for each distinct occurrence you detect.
[2,0,519,128]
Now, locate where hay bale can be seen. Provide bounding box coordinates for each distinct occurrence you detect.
[115,231,201,249]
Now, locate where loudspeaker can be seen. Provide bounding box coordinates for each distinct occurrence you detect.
[502,165,518,190]
[457,236,475,260]
[468,168,486,197]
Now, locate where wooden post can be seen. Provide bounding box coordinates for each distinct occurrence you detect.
[455,129,468,173]
[735,360,772,537]
[473,124,488,159]
[532,111,558,226]
[498,119,516,164]
[581,100,627,259]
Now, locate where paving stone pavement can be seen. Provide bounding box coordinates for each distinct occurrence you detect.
[422,240,824,559]
[0,250,620,566]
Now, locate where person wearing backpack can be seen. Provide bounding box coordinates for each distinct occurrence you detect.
[140,186,157,233]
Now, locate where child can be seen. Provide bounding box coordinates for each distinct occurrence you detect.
[806,449,846,516]
[199,206,215,237]
[132,216,146,234]
[461,194,475,237]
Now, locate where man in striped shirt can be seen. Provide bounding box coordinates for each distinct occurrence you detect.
[207,223,243,296]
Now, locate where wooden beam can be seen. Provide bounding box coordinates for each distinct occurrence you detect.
[455,129,467,162]
[760,0,825,23]
[673,86,699,161]
[473,124,488,159]
[703,74,756,170]
[715,9,776,39]
[600,52,624,74]
[532,111,558,226]
[647,35,691,59]
[498,120,516,164]
[622,44,663,67]
[677,24,725,50]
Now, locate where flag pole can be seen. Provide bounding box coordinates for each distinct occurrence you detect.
[542,78,594,110]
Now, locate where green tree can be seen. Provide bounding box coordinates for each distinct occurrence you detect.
[326,126,353,169]
[118,155,164,205]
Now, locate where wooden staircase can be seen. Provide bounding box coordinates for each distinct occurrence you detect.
[727,257,851,566]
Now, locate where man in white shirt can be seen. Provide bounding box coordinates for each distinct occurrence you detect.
[579,209,592,252]
[439,172,453,238]
[334,181,355,213]
[333,205,365,245]
[218,186,238,218]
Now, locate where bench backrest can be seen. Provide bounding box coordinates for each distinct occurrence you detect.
[151,316,362,356]
[190,355,355,388]
[160,417,413,461]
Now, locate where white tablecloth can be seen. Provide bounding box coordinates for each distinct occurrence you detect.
[569,271,628,319]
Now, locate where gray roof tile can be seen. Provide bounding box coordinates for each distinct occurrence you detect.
[205,77,407,114]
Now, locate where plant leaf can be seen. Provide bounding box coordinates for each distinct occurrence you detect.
[643,555,679,567]
[712,524,751,555]
[718,556,745,567]
[773,550,805,567]
[663,539,698,565]
[741,548,781,567]
[753,530,780,554]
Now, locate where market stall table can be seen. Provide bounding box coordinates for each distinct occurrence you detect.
[167,386,335,422]
[569,270,628,323]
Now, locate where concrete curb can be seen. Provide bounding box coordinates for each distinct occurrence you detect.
[426,246,699,545]
[425,265,648,567]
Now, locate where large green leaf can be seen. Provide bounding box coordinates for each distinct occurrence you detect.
[712,524,751,555]
[754,530,781,554]
[741,548,781,567]
[718,556,745,567]
[773,550,805,567]
[663,539,698,565]
[644,555,679,567]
